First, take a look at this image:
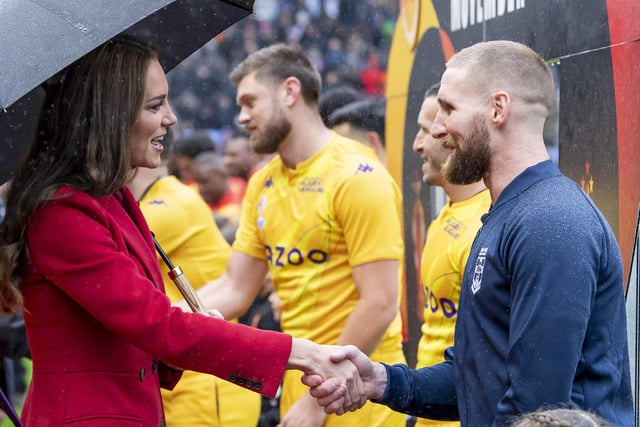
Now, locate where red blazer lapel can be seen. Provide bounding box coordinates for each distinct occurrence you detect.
[106,188,165,292]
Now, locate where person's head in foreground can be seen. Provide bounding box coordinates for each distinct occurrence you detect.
[510,408,611,427]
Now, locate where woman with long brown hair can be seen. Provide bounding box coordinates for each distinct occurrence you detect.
[0,36,362,426]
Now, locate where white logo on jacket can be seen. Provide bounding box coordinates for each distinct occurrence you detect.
[471,247,488,294]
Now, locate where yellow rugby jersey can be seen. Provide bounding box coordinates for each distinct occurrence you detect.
[416,189,491,427]
[139,176,260,427]
[139,176,230,298]
[234,133,404,352]
[417,189,490,366]
[414,188,490,427]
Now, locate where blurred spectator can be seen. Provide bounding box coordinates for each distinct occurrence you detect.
[168,133,217,185]
[360,51,387,96]
[223,130,262,181]
[324,36,347,71]
[202,93,237,130]
[191,152,246,243]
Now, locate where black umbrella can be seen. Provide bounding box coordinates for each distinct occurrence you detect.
[0,0,254,182]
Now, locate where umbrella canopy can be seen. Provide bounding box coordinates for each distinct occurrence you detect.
[0,0,254,182]
[0,0,253,109]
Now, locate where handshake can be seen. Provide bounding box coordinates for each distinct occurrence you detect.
[289,339,388,415]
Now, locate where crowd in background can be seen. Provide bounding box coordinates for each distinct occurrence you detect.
[167,0,398,147]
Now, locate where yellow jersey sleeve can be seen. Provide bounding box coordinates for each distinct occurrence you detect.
[332,157,404,266]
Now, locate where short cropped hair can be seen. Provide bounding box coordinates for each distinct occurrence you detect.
[327,97,386,146]
[318,85,364,125]
[193,151,226,174]
[228,129,250,141]
[172,134,216,158]
[447,40,554,116]
[230,43,322,105]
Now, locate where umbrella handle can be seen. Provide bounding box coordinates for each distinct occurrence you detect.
[168,266,206,313]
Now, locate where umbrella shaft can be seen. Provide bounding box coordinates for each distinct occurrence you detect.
[168,267,206,313]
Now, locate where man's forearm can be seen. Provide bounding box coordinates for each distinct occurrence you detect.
[337,300,397,355]
[196,277,254,319]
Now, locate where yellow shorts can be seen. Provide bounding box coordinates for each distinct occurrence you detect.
[161,370,260,427]
[280,370,406,427]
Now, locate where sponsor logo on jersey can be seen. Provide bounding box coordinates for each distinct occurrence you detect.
[444,217,463,239]
[264,177,273,188]
[265,244,329,267]
[355,163,374,174]
[298,177,324,193]
[471,247,488,294]
[147,199,166,205]
[424,284,457,318]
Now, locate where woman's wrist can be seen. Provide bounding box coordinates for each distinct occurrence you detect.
[287,338,315,372]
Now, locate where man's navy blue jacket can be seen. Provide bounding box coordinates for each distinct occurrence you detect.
[377,161,634,426]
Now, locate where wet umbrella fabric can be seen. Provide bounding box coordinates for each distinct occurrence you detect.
[0,0,253,182]
[0,0,253,109]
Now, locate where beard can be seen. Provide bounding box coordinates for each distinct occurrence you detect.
[442,116,491,185]
[250,105,291,154]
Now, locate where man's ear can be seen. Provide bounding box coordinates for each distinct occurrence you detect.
[282,77,302,107]
[366,131,383,151]
[491,91,509,125]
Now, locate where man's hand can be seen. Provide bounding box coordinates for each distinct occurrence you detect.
[302,345,388,414]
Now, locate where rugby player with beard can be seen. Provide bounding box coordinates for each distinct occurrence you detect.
[306,40,633,427]
[185,44,408,427]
